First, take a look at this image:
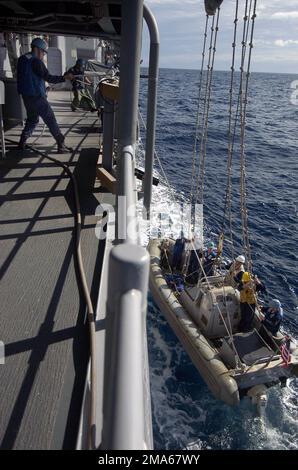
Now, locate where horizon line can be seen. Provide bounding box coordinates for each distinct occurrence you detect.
[141,66,298,75]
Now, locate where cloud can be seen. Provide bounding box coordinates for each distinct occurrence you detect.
[272,11,298,19]
[275,39,298,47]
[143,0,298,72]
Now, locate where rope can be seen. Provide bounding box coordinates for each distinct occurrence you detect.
[221,0,239,261]
[140,86,241,367]
[239,0,256,272]
[195,10,220,206]
[139,6,261,369]
[189,14,209,209]
[240,0,257,273]
[229,0,254,166]
[193,14,216,207]
[220,0,258,272]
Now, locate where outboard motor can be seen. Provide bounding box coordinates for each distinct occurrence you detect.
[248,384,268,416]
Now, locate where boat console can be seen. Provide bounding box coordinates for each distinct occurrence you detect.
[181,282,240,338]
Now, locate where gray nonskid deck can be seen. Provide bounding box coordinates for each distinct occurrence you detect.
[0,92,107,449]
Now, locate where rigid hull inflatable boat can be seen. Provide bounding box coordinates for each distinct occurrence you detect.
[148,238,298,409]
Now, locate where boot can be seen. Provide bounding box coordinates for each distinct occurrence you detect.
[56,134,73,154]
[57,142,73,154]
[17,136,28,151]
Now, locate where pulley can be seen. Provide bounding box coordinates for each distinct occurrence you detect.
[204,0,224,16]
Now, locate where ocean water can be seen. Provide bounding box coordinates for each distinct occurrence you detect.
[139,69,298,450]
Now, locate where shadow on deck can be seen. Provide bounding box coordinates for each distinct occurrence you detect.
[0,92,107,449]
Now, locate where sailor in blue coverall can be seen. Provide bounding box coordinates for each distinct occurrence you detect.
[261,299,283,336]
[17,38,74,153]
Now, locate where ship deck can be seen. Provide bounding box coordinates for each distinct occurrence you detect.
[0,91,112,449]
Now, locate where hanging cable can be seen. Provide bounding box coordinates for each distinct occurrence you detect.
[189,14,209,209]
[239,0,257,273]
[221,0,239,262]
[194,13,215,206]
[229,0,253,163]
[221,0,256,266]
[195,7,221,207]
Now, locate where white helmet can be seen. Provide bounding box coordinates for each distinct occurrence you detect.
[269,299,281,310]
[236,255,245,264]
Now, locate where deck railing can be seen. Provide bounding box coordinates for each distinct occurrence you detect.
[101,0,158,450]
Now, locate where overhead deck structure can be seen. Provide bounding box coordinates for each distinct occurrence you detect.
[0,1,122,38]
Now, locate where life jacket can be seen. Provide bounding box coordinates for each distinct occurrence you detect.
[205,249,216,261]
[204,250,217,276]
[17,53,46,97]
[239,281,256,304]
[225,262,244,287]
[232,262,244,278]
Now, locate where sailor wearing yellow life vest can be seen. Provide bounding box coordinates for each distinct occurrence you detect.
[238,271,266,332]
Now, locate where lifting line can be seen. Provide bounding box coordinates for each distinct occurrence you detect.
[221,0,239,262]
[195,9,221,207]
[189,14,210,208]
[239,0,258,273]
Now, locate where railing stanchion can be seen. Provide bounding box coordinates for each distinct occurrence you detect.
[143,4,160,218]
[102,244,150,450]
[102,97,115,172]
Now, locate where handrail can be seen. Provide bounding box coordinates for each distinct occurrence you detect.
[102,243,150,450]
[143,3,160,217]
[101,0,153,450]
[117,144,138,244]
[106,288,145,448]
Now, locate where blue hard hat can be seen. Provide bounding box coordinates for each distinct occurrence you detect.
[31,37,48,53]
[75,58,85,68]
[208,241,215,249]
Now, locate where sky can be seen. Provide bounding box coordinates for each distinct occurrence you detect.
[141,0,298,73]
